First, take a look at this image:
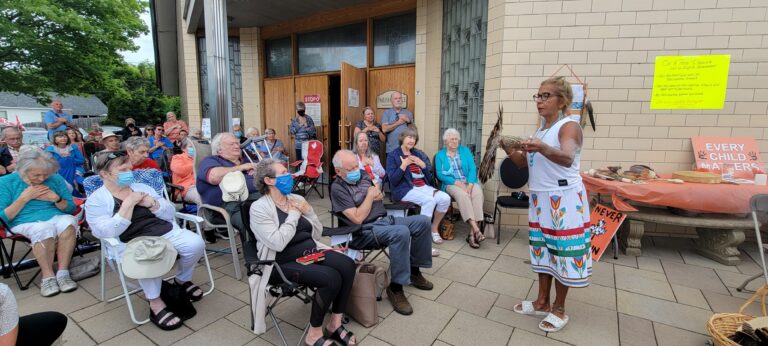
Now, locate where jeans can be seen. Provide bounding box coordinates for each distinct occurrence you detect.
[349,215,432,285]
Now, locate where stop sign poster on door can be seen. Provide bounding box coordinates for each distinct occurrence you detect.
[691,136,763,178]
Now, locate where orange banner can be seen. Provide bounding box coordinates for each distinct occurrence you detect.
[691,136,763,179]
[590,204,627,262]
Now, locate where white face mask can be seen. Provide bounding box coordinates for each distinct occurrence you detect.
[411,172,424,179]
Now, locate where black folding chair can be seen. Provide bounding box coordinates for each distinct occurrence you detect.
[239,200,359,346]
[491,158,530,244]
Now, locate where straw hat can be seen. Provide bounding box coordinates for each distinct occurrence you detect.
[121,237,177,279]
[101,132,121,142]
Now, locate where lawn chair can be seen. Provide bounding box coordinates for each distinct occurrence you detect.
[737,194,768,292]
[83,171,215,325]
[328,178,391,264]
[290,140,324,198]
[491,158,529,244]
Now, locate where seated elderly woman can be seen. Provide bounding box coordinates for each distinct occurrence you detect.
[352,131,385,187]
[435,128,486,248]
[249,159,356,346]
[386,128,451,248]
[124,136,160,171]
[46,131,86,196]
[170,139,202,205]
[0,147,78,297]
[84,151,205,331]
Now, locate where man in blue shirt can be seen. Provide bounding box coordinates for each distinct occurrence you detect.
[381,92,413,154]
[43,100,74,141]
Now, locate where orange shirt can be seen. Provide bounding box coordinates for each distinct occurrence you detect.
[164,120,189,142]
[170,153,194,196]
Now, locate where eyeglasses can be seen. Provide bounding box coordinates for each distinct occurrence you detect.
[532,92,557,102]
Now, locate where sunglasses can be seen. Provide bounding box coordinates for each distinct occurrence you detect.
[100,150,127,168]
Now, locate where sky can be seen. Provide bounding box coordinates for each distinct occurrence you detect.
[120,12,155,65]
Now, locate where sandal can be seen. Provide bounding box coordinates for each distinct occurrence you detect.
[466,233,480,249]
[513,301,550,316]
[306,336,334,346]
[539,312,569,332]
[475,230,486,242]
[431,232,444,244]
[325,325,356,346]
[178,281,204,302]
[150,307,183,331]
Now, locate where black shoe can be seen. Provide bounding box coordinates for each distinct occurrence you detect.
[204,230,218,244]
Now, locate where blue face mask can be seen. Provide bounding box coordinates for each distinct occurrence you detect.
[234,131,243,138]
[187,147,195,157]
[345,169,361,184]
[117,171,134,187]
[275,174,293,195]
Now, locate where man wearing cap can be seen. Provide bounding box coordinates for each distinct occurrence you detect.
[43,99,75,141]
[288,101,317,160]
[100,132,122,153]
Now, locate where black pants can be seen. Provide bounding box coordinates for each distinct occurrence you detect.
[273,251,356,327]
[295,148,302,161]
[17,311,67,346]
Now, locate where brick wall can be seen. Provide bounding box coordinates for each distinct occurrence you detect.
[177,0,202,131]
[483,0,768,227]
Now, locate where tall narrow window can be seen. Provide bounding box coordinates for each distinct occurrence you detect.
[373,12,416,67]
[297,23,367,74]
[266,38,292,77]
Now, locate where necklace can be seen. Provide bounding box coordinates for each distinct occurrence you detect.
[528,112,565,167]
[274,195,290,210]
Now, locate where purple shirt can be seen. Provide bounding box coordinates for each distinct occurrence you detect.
[196,155,257,206]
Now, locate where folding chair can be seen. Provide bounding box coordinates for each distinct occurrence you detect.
[290,140,324,199]
[0,219,40,290]
[189,140,243,280]
[83,172,215,325]
[491,158,530,244]
[238,200,359,346]
[328,179,391,264]
[737,194,768,292]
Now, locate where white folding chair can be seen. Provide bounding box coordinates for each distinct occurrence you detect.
[84,171,215,325]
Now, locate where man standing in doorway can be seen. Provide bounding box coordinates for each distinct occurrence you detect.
[43,99,75,141]
[382,91,413,154]
[288,101,317,160]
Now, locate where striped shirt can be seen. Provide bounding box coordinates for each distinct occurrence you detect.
[407,161,426,187]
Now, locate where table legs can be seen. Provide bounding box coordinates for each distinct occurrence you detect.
[694,228,745,266]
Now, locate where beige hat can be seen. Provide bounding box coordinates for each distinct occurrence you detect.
[121,237,177,279]
[101,132,121,142]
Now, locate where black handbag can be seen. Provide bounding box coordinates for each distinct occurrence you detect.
[160,281,197,321]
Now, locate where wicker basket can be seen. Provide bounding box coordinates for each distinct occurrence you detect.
[707,285,768,345]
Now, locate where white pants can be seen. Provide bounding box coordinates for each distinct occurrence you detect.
[402,185,451,218]
[10,214,78,245]
[137,228,205,299]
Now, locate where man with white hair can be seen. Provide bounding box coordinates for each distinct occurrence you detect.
[1,127,23,173]
[382,91,413,154]
[196,133,260,239]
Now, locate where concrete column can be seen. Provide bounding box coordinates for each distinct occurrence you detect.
[203,0,232,135]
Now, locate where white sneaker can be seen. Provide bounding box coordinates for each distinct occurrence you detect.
[40,278,60,297]
[431,248,440,257]
[57,274,78,293]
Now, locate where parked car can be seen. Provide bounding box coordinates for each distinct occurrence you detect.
[21,129,49,147]
[100,126,123,134]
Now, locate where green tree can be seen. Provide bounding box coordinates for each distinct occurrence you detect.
[103,62,181,126]
[0,0,147,102]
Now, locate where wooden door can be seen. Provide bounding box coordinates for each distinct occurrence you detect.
[264,78,295,160]
[340,62,366,150]
[294,75,330,169]
[367,66,416,127]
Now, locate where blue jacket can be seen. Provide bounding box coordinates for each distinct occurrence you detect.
[385,147,433,202]
[434,145,479,191]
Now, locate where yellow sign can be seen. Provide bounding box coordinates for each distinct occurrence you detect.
[650,55,730,109]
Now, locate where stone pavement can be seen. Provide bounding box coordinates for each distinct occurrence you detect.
[3,194,765,345]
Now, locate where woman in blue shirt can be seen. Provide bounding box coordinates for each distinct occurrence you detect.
[0,147,78,297]
[435,128,485,248]
[46,131,86,197]
[148,124,173,171]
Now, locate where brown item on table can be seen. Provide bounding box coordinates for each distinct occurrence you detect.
[672,171,723,184]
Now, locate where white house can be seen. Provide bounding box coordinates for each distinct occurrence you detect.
[0,92,107,125]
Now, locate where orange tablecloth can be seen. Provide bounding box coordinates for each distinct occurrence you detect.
[581,173,768,214]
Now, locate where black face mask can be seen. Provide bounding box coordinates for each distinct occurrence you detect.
[297,110,306,116]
